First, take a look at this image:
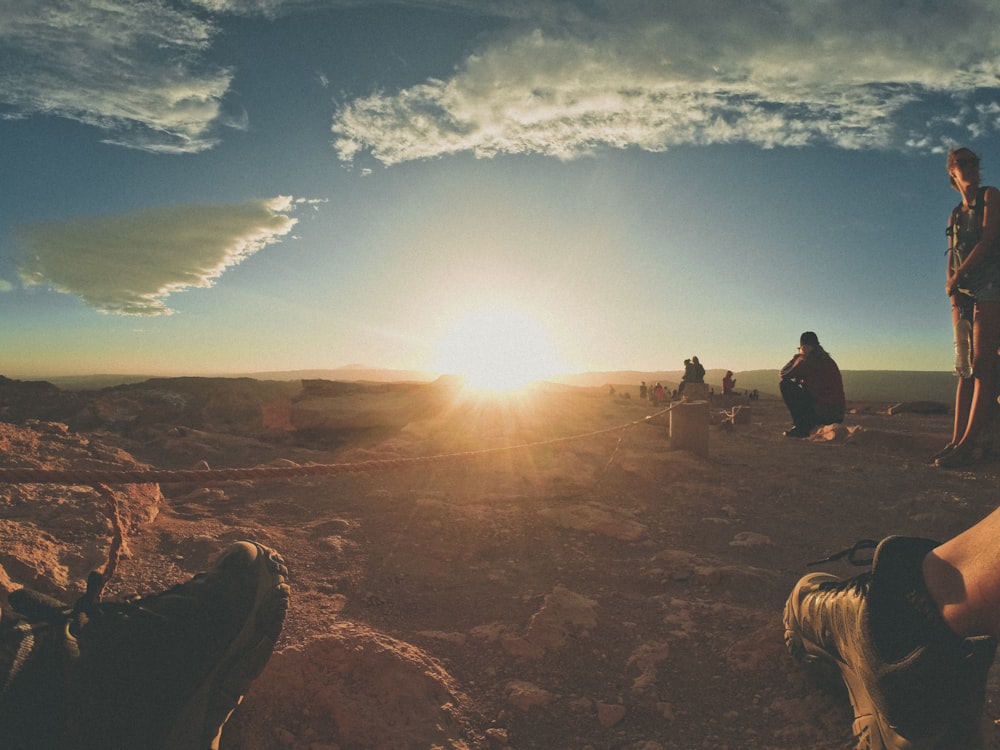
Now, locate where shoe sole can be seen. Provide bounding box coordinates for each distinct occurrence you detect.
[162,542,290,750]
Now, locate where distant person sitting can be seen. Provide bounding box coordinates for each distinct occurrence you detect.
[779,331,845,438]
[690,356,705,383]
[678,359,692,394]
[722,371,736,395]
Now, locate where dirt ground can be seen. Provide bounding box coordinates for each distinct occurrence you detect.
[5,384,1000,749]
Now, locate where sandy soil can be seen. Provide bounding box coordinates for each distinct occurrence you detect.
[4,384,1000,749]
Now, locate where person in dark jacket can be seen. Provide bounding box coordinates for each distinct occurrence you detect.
[779,331,845,438]
[722,371,736,395]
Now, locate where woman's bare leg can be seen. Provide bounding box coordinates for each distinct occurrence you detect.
[952,303,975,444]
[924,505,1000,639]
[956,301,1000,447]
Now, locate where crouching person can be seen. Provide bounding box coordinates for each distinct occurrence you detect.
[779,331,845,438]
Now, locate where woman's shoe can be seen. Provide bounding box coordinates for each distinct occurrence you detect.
[935,443,977,469]
[929,443,956,463]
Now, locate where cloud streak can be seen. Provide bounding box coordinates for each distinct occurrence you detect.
[18,198,298,315]
[332,0,1000,165]
[1,1,233,153]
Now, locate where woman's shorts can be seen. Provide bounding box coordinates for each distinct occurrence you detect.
[969,278,1000,304]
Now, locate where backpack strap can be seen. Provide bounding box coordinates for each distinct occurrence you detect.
[972,185,989,228]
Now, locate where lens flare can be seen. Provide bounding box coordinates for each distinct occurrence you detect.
[432,307,569,394]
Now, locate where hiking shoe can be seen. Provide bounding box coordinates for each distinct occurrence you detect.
[1,541,289,750]
[783,536,996,749]
[928,442,957,463]
[784,427,810,438]
[934,443,978,469]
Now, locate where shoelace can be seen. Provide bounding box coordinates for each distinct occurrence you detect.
[805,539,879,596]
[807,539,879,568]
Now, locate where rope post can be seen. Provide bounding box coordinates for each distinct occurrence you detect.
[670,399,709,456]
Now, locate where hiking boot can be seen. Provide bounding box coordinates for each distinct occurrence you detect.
[0,541,289,750]
[783,536,996,749]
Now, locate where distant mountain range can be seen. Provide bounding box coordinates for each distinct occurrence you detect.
[38,366,959,404]
[550,369,957,404]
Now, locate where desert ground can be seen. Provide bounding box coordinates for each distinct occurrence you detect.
[2,375,1000,749]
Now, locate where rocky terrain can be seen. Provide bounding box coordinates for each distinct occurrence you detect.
[1,375,999,749]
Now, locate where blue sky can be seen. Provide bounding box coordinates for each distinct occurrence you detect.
[2,0,999,380]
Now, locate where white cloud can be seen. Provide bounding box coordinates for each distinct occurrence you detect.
[189,0,572,21]
[332,0,1000,164]
[0,0,234,153]
[9,0,1000,159]
[0,0,532,152]
[18,197,299,315]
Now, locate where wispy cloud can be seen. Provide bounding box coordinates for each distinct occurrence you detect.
[9,0,1000,159]
[0,1,233,153]
[18,198,298,315]
[332,0,1000,165]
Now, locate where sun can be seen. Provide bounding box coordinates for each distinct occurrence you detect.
[432,307,569,393]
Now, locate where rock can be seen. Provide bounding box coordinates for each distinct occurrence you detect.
[292,379,450,435]
[887,401,950,415]
[596,701,626,727]
[628,641,671,694]
[502,585,598,657]
[728,531,773,548]
[0,421,163,601]
[506,680,555,711]
[224,624,480,749]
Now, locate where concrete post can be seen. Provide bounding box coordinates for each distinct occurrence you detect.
[670,399,709,456]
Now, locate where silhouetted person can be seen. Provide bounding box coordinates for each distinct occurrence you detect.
[690,356,705,383]
[779,331,845,438]
[722,371,735,395]
[934,147,1000,468]
[678,359,692,394]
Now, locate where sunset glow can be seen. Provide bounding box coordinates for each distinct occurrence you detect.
[2,2,996,378]
[432,307,570,393]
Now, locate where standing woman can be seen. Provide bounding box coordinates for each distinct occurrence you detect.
[935,148,1000,467]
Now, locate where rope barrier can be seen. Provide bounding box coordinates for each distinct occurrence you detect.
[0,404,678,486]
[1,402,683,600]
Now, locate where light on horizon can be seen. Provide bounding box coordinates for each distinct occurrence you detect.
[431,306,571,393]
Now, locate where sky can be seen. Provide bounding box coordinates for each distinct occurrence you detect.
[3,0,1000,382]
